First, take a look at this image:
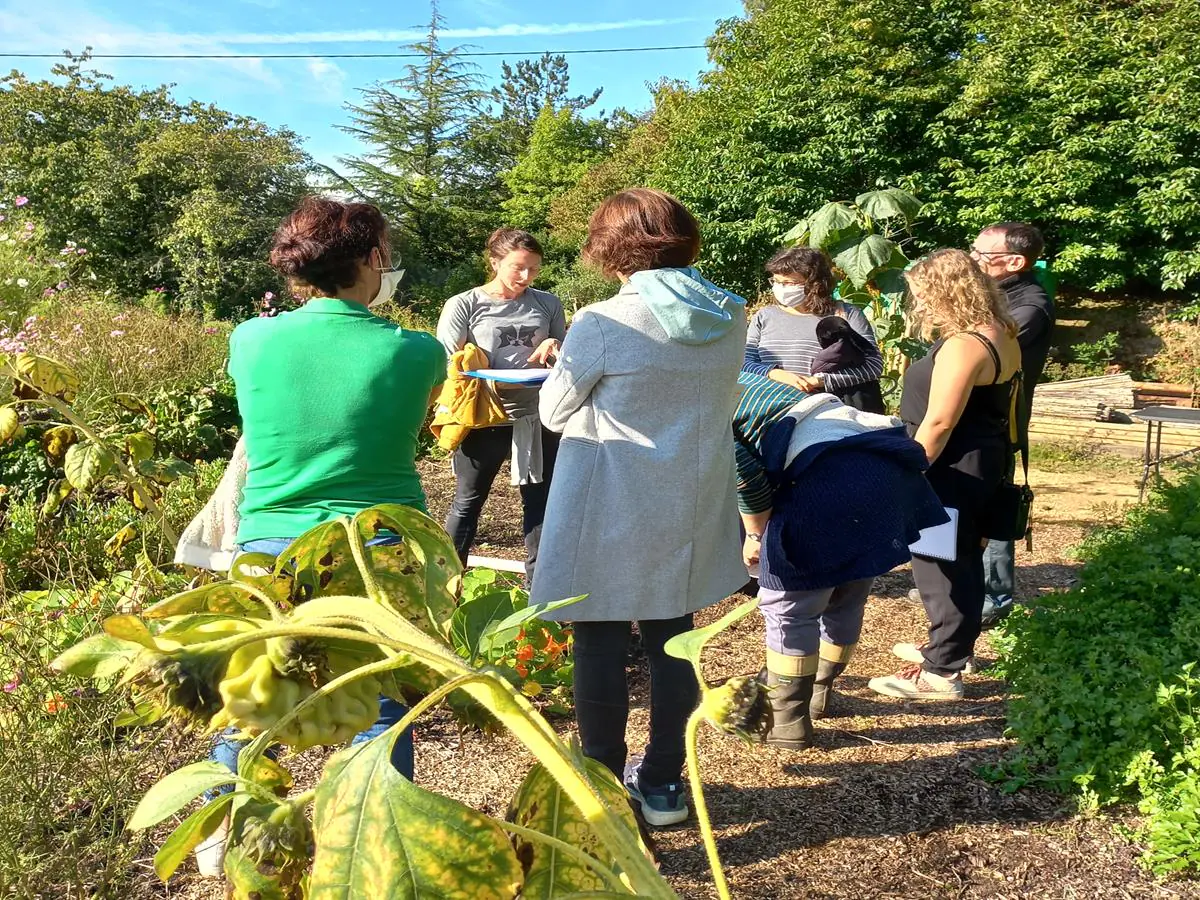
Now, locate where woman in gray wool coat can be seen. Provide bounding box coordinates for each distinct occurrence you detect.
[530,188,748,828]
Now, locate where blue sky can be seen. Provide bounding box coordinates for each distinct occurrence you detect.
[1,0,743,170]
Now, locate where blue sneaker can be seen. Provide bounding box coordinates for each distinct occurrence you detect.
[623,756,689,827]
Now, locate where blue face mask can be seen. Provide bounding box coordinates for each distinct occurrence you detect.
[772,282,806,308]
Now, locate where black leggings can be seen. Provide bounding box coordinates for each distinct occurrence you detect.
[572,615,699,788]
[444,425,559,582]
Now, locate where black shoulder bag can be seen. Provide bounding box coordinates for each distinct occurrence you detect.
[984,370,1035,548]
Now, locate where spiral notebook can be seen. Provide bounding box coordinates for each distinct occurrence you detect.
[908,507,959,562]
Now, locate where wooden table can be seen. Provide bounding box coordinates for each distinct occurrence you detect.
[1131,406,1200,500]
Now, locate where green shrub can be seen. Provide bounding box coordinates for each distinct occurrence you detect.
[996,469,1200,873]
[0,458,226,593]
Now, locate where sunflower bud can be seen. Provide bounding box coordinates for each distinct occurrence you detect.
[700,675,772,742]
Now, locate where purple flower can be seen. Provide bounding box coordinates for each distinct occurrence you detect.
[43,288,56,298]
[2,674,20,693]
[264,291,276,301]
[204,326,219,335]
[14,196,28,207]
[109,329,125,337]
[56,281,68,290]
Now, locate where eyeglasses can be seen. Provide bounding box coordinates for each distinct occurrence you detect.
[970,247,1014,260]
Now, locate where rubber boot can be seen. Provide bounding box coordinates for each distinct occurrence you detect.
[760,669,816,750]
[810,658,848,720]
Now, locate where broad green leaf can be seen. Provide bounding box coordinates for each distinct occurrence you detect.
[874,266,909,297]
[153,791,235,881]
[64,441,115,492]
[243,755,294,793]
[129,761,239,830]
[136,456,195,485]
[51,633,141,678]
[40,478,72,519]
[482,595,587,652]
[451,590,519,663]
[14,353,80,401]
[781,218,808,244]
[807,202,860,251]
[834,234,898,288]
[506,758,644,899]
[665,597,761,667]
[125,431,156,464]
[855,188,922,223]
[0,405,19,444]
[144,582,275,619]
[309,729,523,899]
[459,567,499,603]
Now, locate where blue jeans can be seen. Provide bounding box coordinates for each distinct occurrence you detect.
[209,536,415,792]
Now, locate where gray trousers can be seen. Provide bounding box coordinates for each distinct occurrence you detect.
[758,578,874,673]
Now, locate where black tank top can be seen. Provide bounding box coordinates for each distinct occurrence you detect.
[900,332,1016,453]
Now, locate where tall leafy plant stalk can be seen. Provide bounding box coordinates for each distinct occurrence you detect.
[54,503,764,898]
[784,187,928,398]
[0,352,191,546]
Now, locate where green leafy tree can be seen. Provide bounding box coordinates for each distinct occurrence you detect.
[501,107,610,235]
[921,0,1200,293]
[0,54,311,318]
[329,6,501,295]
[485,53,602,171]
[630,0,970,295]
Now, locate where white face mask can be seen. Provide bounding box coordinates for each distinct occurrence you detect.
[369,268,404,308]
[772,283,806,308]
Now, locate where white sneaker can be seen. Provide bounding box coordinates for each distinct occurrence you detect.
[194,817,228,877]
[869,665,964,701]
[893,642,978,673]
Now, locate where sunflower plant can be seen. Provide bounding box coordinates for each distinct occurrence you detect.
[53,500,766,899]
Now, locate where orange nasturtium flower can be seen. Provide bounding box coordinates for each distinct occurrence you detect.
[515,644,535,664]
[45,694,68,714]
[542,629,570,660]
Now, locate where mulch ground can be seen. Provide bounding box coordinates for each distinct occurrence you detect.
[170,456,1199,899]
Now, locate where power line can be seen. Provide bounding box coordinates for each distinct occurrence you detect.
[0,44,706,60]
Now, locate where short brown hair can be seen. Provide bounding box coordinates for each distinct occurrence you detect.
[765,246,836,316]
[269,196,389,296]
[486,228,543,261]
[582,188,701,278]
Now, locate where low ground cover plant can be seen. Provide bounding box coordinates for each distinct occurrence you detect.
[995,469,1200,875]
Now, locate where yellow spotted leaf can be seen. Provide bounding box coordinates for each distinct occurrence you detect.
[14,353,80,401]
[0,405,19,444]
[506,758,647,900]
[310,732,523,900]
[64,441,115,492]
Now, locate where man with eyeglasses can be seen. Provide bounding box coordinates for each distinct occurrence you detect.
[970,222,1055,626]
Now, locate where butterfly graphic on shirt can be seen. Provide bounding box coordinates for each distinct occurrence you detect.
[496,325,539,348]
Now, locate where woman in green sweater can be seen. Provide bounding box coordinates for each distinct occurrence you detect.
[198,196,446,873]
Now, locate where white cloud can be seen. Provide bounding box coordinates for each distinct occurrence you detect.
[306,58,347,103]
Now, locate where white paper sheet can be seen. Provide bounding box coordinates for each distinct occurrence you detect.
[908,507,959,562]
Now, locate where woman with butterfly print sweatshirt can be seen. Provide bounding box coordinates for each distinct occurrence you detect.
[436,228,566,583]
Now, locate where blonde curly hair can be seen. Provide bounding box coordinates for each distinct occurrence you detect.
[905,248,1016,341]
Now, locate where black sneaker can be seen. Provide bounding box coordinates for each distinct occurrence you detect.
[623,756,689,827]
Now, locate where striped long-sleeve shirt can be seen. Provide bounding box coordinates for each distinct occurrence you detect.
[733,371,807,514]
[743,303,884,392]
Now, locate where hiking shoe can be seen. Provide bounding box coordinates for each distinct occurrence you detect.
[869,664,964,701]
[194,816,228,876]
[623,757,689,828]
[981,595,1014,629]
[893,641,978,673]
